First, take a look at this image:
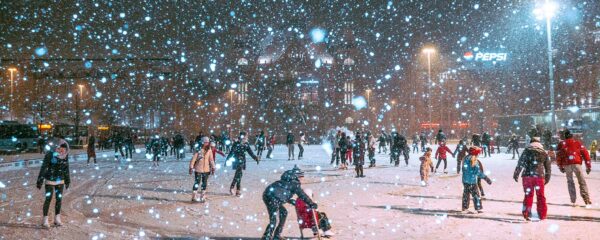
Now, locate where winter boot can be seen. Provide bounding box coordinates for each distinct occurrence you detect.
[42,216,50,228]
[54,214,63,226]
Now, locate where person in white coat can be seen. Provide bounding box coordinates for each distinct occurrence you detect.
[189,137,215,202]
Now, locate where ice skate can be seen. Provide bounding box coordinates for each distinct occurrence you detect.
[54,214,63,226]
[191,191,198,202]
[235,189,241,197]
[41,216,50,228]
[230,188,236,196]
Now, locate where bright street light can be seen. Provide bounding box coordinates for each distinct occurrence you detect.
[8,68,18,120]
[534,0,558,135]
[422,47,436,137]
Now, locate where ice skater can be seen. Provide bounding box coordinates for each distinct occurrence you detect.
[189,137,215,202]
[461,147,492,213]
[298,132,306,160]
[286,131,295,160]
[513,137,550,221]
[261,166,317,240]
[434,141,454,173]
[454,140,468,174]
[227,132,259,197]
[353,132,366,178]
[36,140,71,228]
[419,147,434,186]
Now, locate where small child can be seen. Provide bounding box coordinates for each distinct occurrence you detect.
[435,141,454,173]
[419,147,434,186]
[295,189,335,238]
[461,147,492,213]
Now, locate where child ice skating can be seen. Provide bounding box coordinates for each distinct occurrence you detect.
[419,147,434,186]
[434,141,454,173]
[189,137,215,202]
[461,147,492,213]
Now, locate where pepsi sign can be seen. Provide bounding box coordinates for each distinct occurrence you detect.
[464,52,507,62]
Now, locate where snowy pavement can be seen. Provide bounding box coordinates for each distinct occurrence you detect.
[0,144,599,240]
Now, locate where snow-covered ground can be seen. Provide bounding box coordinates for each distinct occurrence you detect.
[0,144,599,240]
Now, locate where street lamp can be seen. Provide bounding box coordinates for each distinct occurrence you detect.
[365,89,371,107]
[422,47,436,137]
[78,84,85,99]
[8,68,17,120]
[534,0,558,135]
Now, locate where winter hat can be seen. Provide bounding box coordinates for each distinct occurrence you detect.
[468,146,482,155]
[531,137,541,143]
[202,136,210,143]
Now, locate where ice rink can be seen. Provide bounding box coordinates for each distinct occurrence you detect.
[1,144,599,239]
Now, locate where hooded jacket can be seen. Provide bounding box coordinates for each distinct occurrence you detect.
[37,151,70,187]
[514,142,551,182]
[189,147,215,173]
[263,170,316,208]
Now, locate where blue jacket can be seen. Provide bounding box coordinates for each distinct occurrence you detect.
[462,156,487,184]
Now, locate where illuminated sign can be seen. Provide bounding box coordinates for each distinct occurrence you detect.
[98,126,110,131]
[464,52,507,62]
[38,124,52,130]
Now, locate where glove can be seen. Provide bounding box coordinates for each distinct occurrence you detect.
[310,203,318,209]
[587,168,591,175]
[544,176,550,185]
[513,175,519,183]
[255,158,260,164]
[559,167,565,173]
[485,177,492,185]
[65,183,70,190]
[36,181,42,190]
[189,168,193,175]
[210,168,215,175]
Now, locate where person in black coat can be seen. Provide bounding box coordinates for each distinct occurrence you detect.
[36,141,70,228]
[261,166,317,240]
[286,131,295,160]
[227,132,259,197]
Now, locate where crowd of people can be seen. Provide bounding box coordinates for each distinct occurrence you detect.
[33,126,596,239]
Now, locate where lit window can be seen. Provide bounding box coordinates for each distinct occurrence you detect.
[343,58,355,65]
[344,82,354,105]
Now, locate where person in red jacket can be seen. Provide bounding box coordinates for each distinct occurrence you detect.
[556,129,592,207]
[435,141,454,173]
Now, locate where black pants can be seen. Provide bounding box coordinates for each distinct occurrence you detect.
[114,145,125,157]
[368,148,375,165]
[298,144,304,158]
[457,159,463,174]
[230,166,243,190]
[193,172,209,191]
[462,183,482,210]
[152,152,160,162]
[378,144,386,153]
[421,142,426,152]
[435,158,447,171]
[412,144,418,153]
[340,150,347,165]
[43,184,64,216]
[262,196,286,240]
[512,147,520,159]
[330,147,340,165]
[125,145,133,159]
[355,165,364,177]
[176,147,185,159]
[257,146,264,158]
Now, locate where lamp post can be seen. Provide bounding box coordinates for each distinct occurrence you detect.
[422,47,435,137]
[8,68,17,120]
[534,0,558,135]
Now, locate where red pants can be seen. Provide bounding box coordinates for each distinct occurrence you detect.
[522,177,547,220]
